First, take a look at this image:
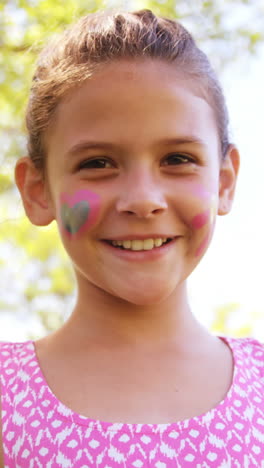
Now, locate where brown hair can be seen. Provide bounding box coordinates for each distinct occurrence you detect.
[26,9,230,171]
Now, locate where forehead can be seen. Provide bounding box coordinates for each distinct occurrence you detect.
[47,59,219,155]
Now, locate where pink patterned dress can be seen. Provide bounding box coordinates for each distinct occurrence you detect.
[0,337,263,467]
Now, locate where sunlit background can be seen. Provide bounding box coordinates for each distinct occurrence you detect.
[0,0,263,341]
[189,47,264,341]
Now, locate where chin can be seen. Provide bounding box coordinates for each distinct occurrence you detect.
[113,282,178,307]
[126,295,168,307]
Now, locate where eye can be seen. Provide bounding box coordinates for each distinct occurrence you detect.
[162,153,195,166]
[77,157,115,170]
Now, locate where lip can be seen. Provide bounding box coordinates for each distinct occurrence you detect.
[101,237,179,262]
[102,234,176,241]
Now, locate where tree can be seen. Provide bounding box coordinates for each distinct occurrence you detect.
[1,0,263,338]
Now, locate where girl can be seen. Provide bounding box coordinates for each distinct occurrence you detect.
[0,8,263,468]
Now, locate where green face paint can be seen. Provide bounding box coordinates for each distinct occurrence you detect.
[61,201,90,235]
[59,189,100,238]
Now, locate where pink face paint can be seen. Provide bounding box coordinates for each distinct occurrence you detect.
[191,209,210,230]
[191,194,218,257]
[195,230,211,257]
[191,184,212,201]
[59,189,100,238]
[192,182,219,199]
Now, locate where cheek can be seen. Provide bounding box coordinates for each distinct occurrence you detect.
[58,189,101,238]
[191,210,210,229]
[190,192,218,258]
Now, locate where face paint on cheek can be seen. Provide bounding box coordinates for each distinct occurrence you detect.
[191,194,218,257]
[59,189,100,238]
[195,230,211,257]
[192,182,219,200]
[191,209,210,230]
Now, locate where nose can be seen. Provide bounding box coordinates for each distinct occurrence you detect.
[116,171,168,218]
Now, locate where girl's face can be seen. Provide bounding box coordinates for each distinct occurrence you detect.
[44,59,237,305]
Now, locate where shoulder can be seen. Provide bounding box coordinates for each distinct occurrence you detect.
[0,340,35,396]
[230,336,264,355]
[0,397,3,468]
[227,336,264,377]
[0,340,34,363]
[0,336,33,385]
[0,340,35,398]
[0,341,34,468]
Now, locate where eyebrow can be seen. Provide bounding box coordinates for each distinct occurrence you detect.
[66,136,206,156]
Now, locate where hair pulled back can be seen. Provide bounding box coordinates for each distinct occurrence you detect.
[26,9,230,170]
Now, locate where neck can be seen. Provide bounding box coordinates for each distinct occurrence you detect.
[60,278,209,350]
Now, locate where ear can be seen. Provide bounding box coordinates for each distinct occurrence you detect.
[218,145,240,216]
[15,157,55,226]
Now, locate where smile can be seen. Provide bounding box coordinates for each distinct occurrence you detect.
[106,238,173,251]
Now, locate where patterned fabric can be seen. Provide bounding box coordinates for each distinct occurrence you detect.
[0,337,264,467]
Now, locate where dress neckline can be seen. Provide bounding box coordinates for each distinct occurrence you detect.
[24,335,243,432]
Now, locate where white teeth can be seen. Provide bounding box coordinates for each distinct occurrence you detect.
[110,238,169,250]
[154,238,163,247]
[131,240,143,251]
[143,239,154,250]
[123,240,131,249]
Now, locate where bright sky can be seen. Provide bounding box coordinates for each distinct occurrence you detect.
[1,30,264,342]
